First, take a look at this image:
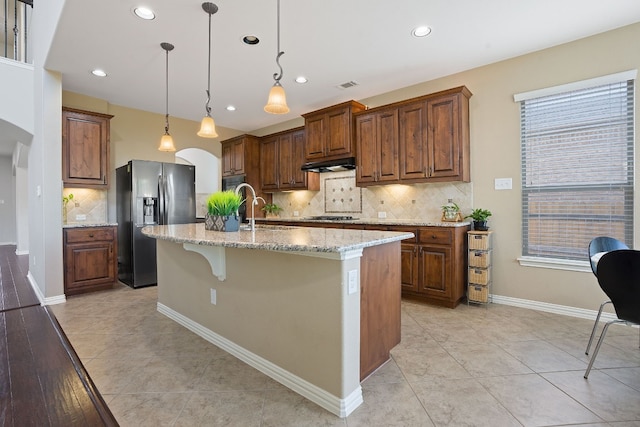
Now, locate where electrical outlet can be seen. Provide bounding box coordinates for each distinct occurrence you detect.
[75,214,87,221]
[293,211,299,217]
[348,270,358,295]
[210,288,217,305]
[378,211,387,219]
[494,178,512,190]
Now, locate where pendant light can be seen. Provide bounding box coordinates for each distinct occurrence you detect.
[197,2,219,138]
[158,42,176,152]
[264,0,290,114]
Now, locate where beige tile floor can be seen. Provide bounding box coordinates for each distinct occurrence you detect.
[50,284,640,427]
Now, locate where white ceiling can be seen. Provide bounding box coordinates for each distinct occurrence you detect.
[3,0,640,157]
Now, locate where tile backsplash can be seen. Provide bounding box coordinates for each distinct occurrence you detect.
[63,188,107,224]
[272,170,473,221]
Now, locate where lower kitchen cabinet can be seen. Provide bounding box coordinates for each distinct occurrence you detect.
[401,226,469,308]
[259,219,469,308]
[63,226,117,296]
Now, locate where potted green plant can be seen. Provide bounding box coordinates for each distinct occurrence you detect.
[261,203,283,218]
[441,200,461,221]
[205,190,243,232]
[465,208,492,231]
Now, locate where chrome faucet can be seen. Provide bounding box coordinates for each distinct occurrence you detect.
[234,183,264,231]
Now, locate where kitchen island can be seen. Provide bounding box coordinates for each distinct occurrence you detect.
[142,223,412,417]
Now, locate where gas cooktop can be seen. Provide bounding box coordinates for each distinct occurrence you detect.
[305,215,359,221]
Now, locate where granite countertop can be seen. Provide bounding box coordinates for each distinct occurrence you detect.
[256,217,471,228]
[63,222,118,229]
[142,223,414,254]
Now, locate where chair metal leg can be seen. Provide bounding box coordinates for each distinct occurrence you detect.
[586,300,611,355]
[584,319,625,379]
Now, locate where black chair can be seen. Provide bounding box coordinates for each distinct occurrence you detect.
[584,249,640,378]
[585,237,629,356]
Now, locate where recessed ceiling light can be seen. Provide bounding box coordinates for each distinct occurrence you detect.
[133,7,155,20]
[242,35,260,45]
[226,105,236,111]
[91,69,107,77]
[412,26,432,38]
[295,76,308,84]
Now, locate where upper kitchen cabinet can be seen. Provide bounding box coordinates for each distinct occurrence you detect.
[399,86,471,183]
[260,127,319,192]
[62,107,113,188]
[221,134,260,177]
[355,107,400,186]
[302,100,366,162]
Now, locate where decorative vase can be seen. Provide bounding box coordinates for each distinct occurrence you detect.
[473,220,489,231]
[205,213,240,232]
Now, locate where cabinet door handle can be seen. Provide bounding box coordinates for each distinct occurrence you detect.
[88,233,94,238]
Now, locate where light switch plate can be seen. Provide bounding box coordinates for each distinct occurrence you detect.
[75,214,87,221]
[210,288,217,305]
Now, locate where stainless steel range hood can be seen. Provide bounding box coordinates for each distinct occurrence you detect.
[301,157,356,173]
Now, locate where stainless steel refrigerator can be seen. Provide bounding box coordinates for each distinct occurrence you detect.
[116,160,196,288]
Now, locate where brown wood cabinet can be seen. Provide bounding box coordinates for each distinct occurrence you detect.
[259,219,469,308]
[222,135,258,177]
[260,127,319,192]
[221,134,271,217]
[63,226,117,296]
[400,225,469,308]
[62,108,113,188]
[302,100,366,162]
[355,107,400,185]
[399,87,471,183]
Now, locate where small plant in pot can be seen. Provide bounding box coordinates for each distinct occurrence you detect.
[466,208,492,231]
[441,200,461,222]
[205,190,243,232]
[261,203,283,218]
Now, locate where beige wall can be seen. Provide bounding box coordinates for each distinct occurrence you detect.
[63,22,640,311]
[353,22,640,310]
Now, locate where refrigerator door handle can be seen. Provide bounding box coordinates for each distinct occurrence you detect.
[158,175,165,225]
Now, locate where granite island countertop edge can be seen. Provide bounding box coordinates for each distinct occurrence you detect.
[142,223,414,254]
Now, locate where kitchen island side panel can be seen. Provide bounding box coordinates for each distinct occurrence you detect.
[155,240,362,400]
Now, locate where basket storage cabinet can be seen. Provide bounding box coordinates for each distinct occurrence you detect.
[467,230,493,304]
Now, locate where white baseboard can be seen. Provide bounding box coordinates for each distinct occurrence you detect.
[490,293,618,323]
[0,241,16,246]
[157,302,362,418]
[15,249,28,255]
[27,272,66,306]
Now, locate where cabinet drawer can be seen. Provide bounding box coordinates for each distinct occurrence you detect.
[390,226,418,243]
[65,227,114,243]
[418,228,452,245]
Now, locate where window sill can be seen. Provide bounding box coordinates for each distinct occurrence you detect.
[517,256,591,273]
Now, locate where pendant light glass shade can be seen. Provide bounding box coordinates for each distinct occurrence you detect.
[197,116,218,138]
[158,42,176,152]
[264,0,289,114]
[198,3,219,138]
[264,81,289,114]
[158,133,176,152]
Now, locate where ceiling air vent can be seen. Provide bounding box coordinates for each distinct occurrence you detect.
[337,80,359,89]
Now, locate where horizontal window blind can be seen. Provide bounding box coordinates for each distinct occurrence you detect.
[520,79,634,260]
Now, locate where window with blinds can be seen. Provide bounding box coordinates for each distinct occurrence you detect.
[518,76,634,261]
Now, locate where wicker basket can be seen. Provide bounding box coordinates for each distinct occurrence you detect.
[468,232,492,250]
[468,284,489,303]
[468,250,492,268]
[469,267,491,285]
